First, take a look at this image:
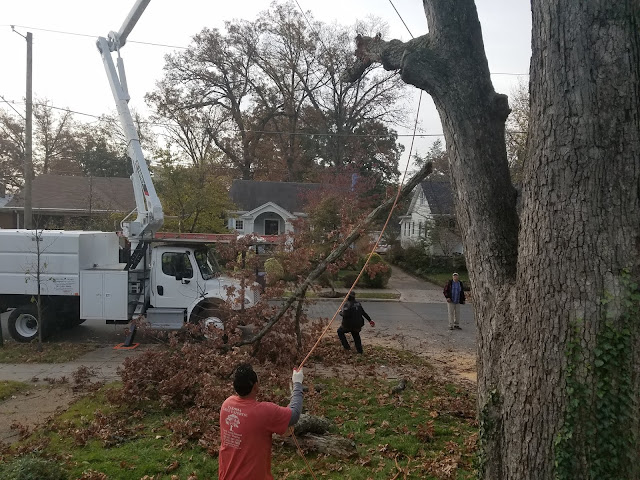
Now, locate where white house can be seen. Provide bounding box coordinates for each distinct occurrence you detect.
[399,178,464,255]
[227,180,321,236]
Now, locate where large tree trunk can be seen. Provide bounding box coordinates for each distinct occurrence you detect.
[503,2,640,478]
[346,1,640,478]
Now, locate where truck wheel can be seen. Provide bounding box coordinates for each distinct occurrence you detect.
[8,305,47,343]
[189,306,226,331]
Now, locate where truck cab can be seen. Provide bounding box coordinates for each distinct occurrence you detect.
[145,243,257,330]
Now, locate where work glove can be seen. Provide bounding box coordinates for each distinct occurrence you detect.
[292,368,304,384]
[369,320,375,327]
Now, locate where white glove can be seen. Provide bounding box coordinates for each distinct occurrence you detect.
[292,368,304,384]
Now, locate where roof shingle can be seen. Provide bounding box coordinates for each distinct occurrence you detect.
[229,180,321,213]
[4,175,135,213]
[419,178,455,215]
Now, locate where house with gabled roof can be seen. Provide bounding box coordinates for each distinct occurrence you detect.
[0,184,14,229]
[399,178,464,255]
[0,174,135,229]
[227,180,322,236]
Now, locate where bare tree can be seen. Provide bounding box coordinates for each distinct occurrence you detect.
[33,100,80,175]
[505,79,529,187]
[147,86,221,169]
[150,3,406,184]
[0,108,27,191]
[346,1,639,478]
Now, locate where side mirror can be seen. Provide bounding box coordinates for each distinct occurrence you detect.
[175,273,183,281]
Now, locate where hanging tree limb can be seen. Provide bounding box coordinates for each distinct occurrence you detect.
[234,161,433,347]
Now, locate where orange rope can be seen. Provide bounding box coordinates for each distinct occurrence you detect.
[292,432,319,480]
[285,11,425,477]
[297,91,424,371]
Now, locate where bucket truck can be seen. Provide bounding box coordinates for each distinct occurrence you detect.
[0,0,257,342]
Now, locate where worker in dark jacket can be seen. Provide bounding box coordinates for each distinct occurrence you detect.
[443,272,465,330]
[337,293,374,353]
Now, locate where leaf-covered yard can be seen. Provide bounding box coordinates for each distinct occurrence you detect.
[0,340,477,479]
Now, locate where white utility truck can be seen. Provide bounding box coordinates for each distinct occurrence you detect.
[0,230,251,342]
[0,0,256,342]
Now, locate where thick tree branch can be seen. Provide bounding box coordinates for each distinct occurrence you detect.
[342,34,443,95]
[235,161,433,347]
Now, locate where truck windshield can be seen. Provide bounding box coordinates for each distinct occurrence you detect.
[194,247,221,280]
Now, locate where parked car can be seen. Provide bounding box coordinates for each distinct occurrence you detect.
[375,243,390,254]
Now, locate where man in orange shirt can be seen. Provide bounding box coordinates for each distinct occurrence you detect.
[219,364,304,480]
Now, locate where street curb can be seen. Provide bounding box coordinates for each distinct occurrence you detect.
[274,296,401,303]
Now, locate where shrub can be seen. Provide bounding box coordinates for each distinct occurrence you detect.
[263,257,284,284]
[317,271,339,290]
[341,271,359,288]
[0,456,67,480]
[357,253,392,288]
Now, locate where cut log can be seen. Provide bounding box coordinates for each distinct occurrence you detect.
[294,414,330,435]
[282,433,358,458]
[391,378,407,394]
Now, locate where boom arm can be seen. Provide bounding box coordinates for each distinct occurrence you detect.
[96,0,163,243]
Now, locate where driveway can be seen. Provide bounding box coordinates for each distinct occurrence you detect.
[386,265,446,303]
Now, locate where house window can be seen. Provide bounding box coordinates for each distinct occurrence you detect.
[412,222,415,235]
[420,193,425,205]
[265,219,279,235]
[419,221,423,235]
[235,220,244,230]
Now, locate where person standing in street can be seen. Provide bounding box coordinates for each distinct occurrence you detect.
[337,293,375,354]
[443,272,465,330]
[219,364,304,480]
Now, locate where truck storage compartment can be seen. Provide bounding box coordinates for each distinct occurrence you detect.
[80,269,128,320]
[146,308,185,330]
[0,230,120,296]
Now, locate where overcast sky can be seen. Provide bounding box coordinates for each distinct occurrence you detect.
[0,0,531,168]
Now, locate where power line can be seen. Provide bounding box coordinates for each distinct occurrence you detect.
[2,97,527,138]
[385,3,529,76]
[3,96,443,137]
[0,95,25,120]
[4,23,527,76]
[5,24,188,50]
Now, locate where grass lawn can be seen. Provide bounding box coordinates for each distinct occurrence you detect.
[0,342,97,364]
[285,291,401,300]
[0,345,477,479]
[0,380,31,401]
[422,272,470,289]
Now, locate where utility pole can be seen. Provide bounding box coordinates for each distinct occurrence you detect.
[12,26,33,229]
[24,32,33,229]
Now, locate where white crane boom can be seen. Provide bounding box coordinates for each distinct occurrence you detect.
[96,0,163,248]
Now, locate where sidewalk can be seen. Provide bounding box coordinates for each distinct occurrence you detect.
[314,265,446,303]
[0,345,151,384]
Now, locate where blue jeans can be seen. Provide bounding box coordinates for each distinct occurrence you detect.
[337,326,363,353]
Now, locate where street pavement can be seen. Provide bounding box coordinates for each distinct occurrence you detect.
[0,267,474,383]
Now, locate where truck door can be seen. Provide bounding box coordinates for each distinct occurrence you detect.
[152,250,200,309]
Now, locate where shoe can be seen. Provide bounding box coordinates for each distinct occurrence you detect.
[449,326,454,330]
[454,325,462,330]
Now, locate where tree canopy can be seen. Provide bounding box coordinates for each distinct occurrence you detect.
[148,1,406,186]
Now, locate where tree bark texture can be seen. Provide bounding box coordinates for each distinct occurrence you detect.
[347,1,639,478]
